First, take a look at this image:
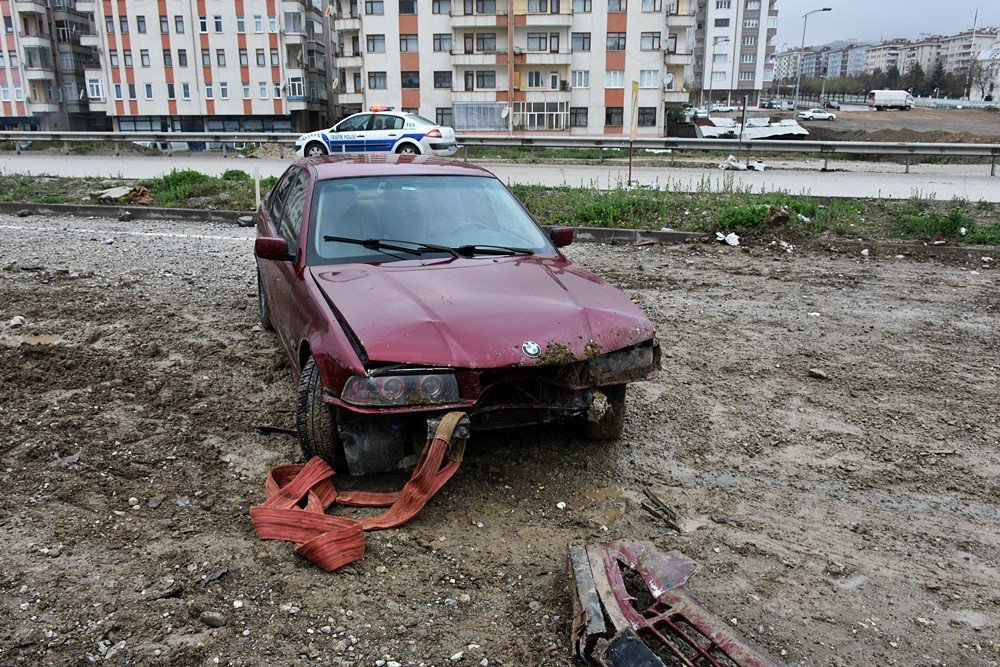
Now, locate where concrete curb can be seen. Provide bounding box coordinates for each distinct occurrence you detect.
[0,201,249,224]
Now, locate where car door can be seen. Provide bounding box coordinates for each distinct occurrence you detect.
[325,113,371,153]
[268,167,311,359]
[366,114,404,152]
[259,168,297,349]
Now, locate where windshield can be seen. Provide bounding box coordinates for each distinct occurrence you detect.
[306,175,553,264]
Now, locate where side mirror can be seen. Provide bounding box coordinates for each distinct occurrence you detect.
[550,227,573,248]
[255,237,293,261]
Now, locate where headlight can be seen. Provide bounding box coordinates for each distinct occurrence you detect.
[341,373,460,406]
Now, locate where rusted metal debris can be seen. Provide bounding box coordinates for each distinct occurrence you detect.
[569,541,780,667]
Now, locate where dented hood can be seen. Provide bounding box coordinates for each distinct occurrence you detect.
[309,256,654,369]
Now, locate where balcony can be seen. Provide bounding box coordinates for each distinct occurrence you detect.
[283,29,306,44]
[451,89,500,102]
[24,66,56,80]
[80,32,101,46]
[451,48,507,65]
[663,50,692,66]
[15,1,48,14]
[333,52,363,68]
[450,8,506,27]
[337,91,364,104]
[662,89,689,104]
[18,34,50,50]
[27,99,61,112]
[523,12,572,26]
[519,49,571,65]
[75,0,96,11]
[667,8,696,28]
[333,15,361,31]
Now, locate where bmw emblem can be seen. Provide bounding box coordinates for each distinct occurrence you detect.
[521,341,541,358]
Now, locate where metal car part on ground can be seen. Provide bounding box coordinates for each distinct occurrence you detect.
[569,541,780,667]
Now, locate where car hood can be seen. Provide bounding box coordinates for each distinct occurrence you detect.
[309,256,654,369]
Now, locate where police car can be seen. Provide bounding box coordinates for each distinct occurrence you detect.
[295,107,458,158]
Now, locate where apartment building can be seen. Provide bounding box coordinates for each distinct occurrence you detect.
[330,0,697,135]
[863,39,906,73]
[76,0,333,133]
[938,28,999,74]
[0,0,98,130]
[900,37,940,74]
[692,0,776,106]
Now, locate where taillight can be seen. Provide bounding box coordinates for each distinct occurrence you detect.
[425,128,442,138]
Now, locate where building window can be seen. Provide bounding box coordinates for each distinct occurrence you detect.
[476,33,497,52]
[239,49,248,66]
[571,32,591,51]
[365,0,384,14]
[175,16,185,33]
[3,17,12,33]
[739,71,754,80]
[109,51,119,66]
[123,50,133,67]
[401,71,420,88]
[242,83,251,99]
[205,83,214,99]
[140,50,150,67]
[436,107,453,126]
[237,16,245,33]
[167,83,175,99]
[642,0,661,11]
[159,16,169,33]
[711,71,726,81]
[119,17,129,34]
[220,82,229,99]
[163,50,173,67]
[605,69,624,87]
[638,107,656,126]
[268,15,278,33]
[256,82,266,99]
[744,19,758,27]
[201,50,211,67]
[570,107,588,127]
[217,49,226,66]
[572,0,591,10]
[433,33,452,52]
[571,69,589,88]
[527,33,548,51]
[214,15,223,32]
[608,0,626,11]
[434,70,453,88]
[182,82,191,99]
[256,49,266,66]
[639,69,658,87]
[105,17,115,34]
[746,0,760,8]
[177,49,188,67]
[368,71,387,89]
[433,0,452,11]
[476,70,496,88]
[716,0,731,8]
[400,0,417,13]
[605,107,623,126]
[607,33,626,51]
[136,16,147,33]
[640,32,661,51]
[367,34,386,52]
[271,49,280,66]
[713,53,727,62]
[87,78,104,99]
[714,18,730,27]
[741,54,756,63]
[199,15,208,32]
[400,34,418,52]
[525,70,542,87]
[253,15,264,32]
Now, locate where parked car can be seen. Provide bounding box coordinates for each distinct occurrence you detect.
[824,100,841,110]
[255,155,661,474]
[759,99,776,109]
[295,108,458,158]
[709,104,735,113]
[798,108,837,121]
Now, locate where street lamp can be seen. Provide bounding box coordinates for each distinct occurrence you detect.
[792,7,831,117]
[705,36,730,115]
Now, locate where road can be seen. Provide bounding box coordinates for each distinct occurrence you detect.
[2,153,998,201]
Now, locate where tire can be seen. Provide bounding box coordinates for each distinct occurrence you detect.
[257,269,273,331]
[581,385,627,440]
[305,141,327,158]
[296,357,346,470]
[395,143,419,155]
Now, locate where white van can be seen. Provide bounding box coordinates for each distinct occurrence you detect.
[867,90,915,111]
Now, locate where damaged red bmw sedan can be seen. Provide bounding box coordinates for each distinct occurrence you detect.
[255,155,660,475]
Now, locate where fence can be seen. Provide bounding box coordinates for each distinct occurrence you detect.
[0,130,997,175]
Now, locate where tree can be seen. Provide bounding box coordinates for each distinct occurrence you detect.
[903,62,926,96]
[886,65,900,88]
[927,60,946,96]
[969,58,1000,100]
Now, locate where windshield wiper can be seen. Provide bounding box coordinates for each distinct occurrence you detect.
[323,235,459,258]
[453,244,535,257]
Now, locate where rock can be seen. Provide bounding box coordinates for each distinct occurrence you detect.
[320,625,332,634]
[860,248,870,257]
[15,209,31,218]
[528,600,542,612]
[238,215,256,227]
[233,599,244,609]
[103,237,116,245]
[118,211,135,222]
[556,501,567,510]
[92,186,134,202]
[200,611,226,628]
[763,206,791,226]
[395,625,407,635]
[808,368,829,380]
[8,315,26,327]
[450,651,464,661]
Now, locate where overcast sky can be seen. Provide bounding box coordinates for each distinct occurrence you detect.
[774,0,1000,50]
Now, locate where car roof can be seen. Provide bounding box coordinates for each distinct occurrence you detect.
[299,154,496,180]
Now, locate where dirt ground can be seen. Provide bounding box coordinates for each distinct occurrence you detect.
[0,214,997,666]
[771,107,1000,143]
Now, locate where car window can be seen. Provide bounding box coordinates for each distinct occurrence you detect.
[279,168,310,253]
[336,114,371,132]
[371,115,404,131]
[307,175,553,264]
[267,168,297,228]
[405,113,435,125]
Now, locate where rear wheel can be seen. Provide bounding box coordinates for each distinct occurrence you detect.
[395,143,419,155]
[581,385,627,440]
[257,269,273,331]
[305,141,327,157]
[296,357,347,470]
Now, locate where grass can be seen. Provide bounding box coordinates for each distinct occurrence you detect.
[0,172,996,245]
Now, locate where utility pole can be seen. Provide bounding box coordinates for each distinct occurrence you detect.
[793,7,831,117]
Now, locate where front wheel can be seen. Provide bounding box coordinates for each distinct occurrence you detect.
[304,141,327,158]
[395,144,419,155]
[296,357,347,470]
[581,385,627,440]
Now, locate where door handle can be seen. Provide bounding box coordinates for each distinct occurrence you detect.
[387,133,398,137]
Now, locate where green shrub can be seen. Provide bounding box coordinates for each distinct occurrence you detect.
[716,204,771,230]
[221,169,251,182]
[892,208,971,239]
[70,145,93,154]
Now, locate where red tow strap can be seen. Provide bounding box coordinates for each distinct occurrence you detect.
[250,412,467,572]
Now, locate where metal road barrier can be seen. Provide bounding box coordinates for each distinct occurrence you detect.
[1,130,997,175]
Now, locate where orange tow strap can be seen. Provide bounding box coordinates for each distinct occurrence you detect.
[250,411,467,572]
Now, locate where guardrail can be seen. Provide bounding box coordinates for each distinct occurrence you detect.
[1,130,997,175]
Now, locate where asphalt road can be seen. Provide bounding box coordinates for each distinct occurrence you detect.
[1,153,998,201]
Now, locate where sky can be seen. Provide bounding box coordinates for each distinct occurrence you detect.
[774,0,1000,50]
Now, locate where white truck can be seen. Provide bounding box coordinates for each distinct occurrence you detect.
[867,90,915,111]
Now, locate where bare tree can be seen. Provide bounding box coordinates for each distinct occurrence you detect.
[969,58,1000,99]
